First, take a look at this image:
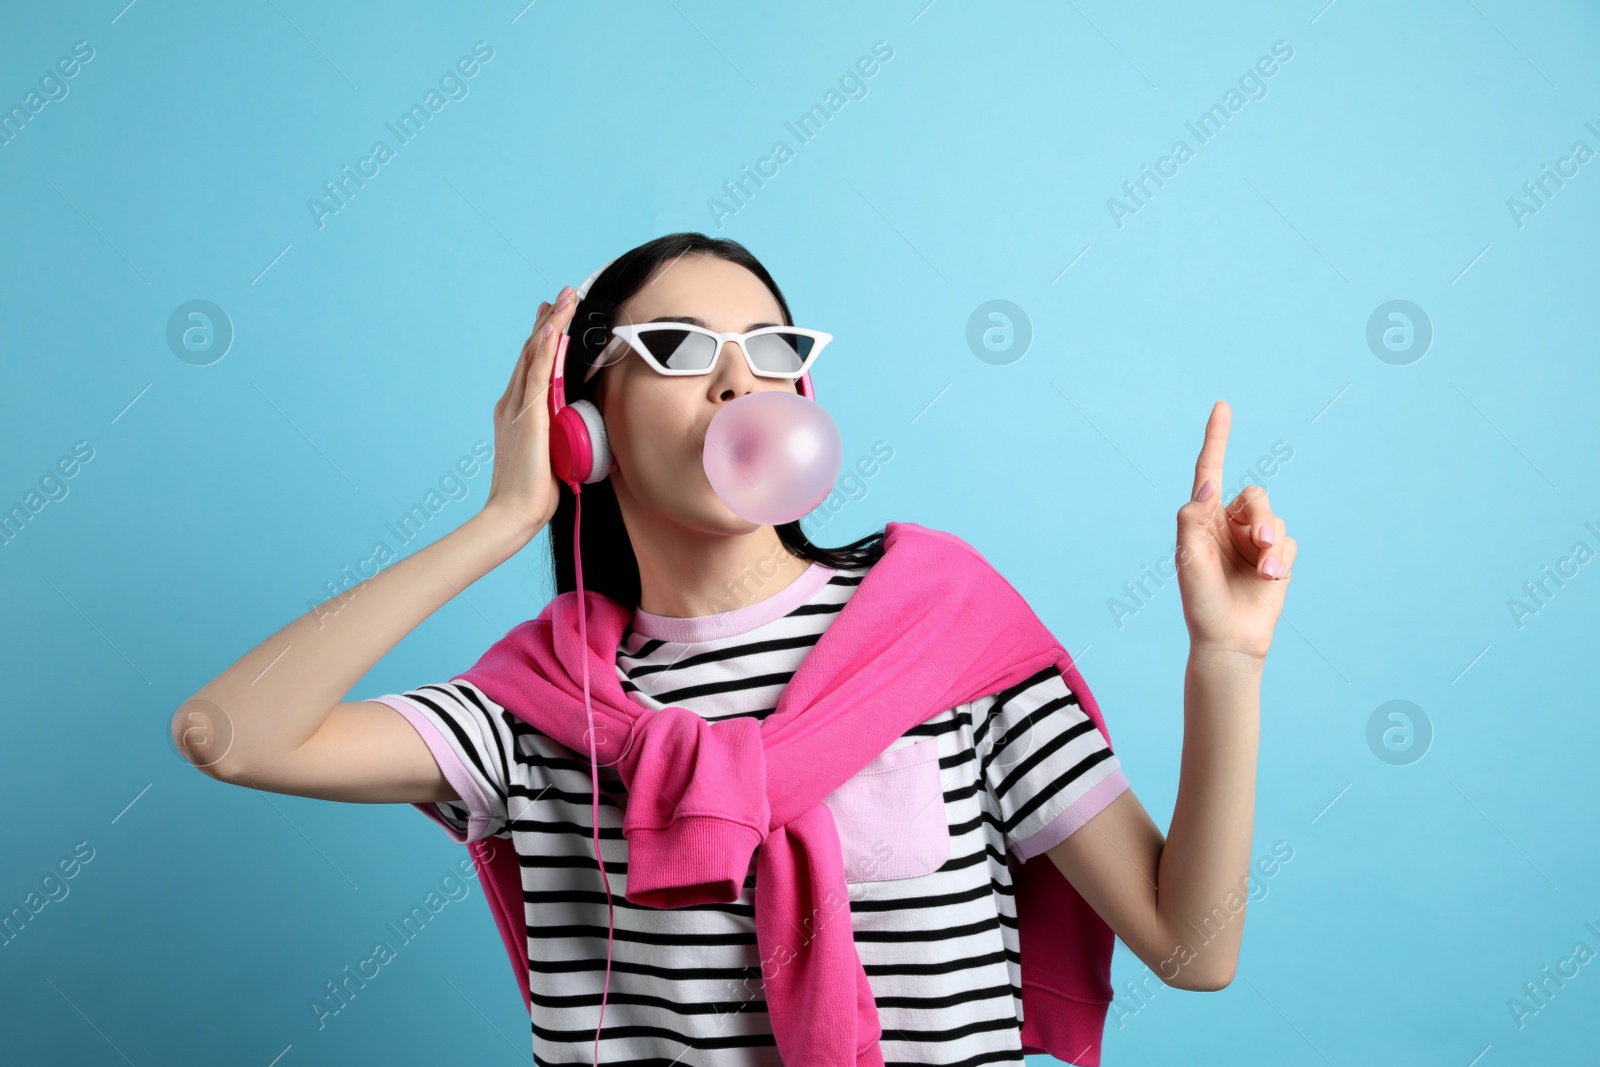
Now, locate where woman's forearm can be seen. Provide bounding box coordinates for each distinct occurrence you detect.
[1154,648,1263,985]
[178,505,536,778]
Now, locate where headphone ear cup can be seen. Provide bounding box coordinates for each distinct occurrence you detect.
[568,399,613,483]
[549,405,591,485]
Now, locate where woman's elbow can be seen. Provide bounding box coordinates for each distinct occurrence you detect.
[1170,969,1235,992]
[169,700,243,781]
[1160,956,1237,992]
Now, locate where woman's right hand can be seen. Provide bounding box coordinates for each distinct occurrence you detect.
[482,286,579,538]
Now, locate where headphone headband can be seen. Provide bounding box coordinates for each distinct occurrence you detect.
[572,258,615,315]
[550,258,611,415]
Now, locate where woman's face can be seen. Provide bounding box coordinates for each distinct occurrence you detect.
[593,254,799,536]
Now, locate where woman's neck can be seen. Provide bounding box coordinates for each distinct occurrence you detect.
[631,521,813,620]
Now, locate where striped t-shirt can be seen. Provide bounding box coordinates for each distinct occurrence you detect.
[375,559,1131,1066]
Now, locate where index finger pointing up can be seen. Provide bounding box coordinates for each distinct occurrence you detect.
[1191,400,1232,502]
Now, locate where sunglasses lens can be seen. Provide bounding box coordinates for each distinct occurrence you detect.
[634,328,719,371]
[746,331,815,376]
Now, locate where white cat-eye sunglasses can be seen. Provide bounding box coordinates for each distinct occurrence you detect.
[581,322,833,383]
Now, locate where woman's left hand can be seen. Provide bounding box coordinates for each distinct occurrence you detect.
[1175,400,1297,666]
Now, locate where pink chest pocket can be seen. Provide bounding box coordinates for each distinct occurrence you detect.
[822,736,951,882]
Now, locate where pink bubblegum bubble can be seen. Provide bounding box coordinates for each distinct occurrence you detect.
[703,391,842,525]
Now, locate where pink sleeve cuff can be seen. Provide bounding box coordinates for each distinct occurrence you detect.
[1010,767,1131,862]
[371,695,495,844]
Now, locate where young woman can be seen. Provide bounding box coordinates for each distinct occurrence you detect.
[175,232,1295,1065]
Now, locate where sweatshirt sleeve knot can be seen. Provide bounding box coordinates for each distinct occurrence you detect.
[617,706,772,908]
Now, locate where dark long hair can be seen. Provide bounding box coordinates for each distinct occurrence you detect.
[548,232,886,608]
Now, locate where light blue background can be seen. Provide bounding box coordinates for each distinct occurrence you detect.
[3,1,1597,1064]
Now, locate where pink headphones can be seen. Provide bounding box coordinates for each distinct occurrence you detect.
[546,258,817,488]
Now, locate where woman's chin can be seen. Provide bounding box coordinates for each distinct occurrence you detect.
[635,481,754,537]
[622,457,764,536]
[685,485,766,535]
[701,494,762,533]
[682,463,760,531]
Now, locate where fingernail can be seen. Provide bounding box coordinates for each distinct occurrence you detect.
[1257,524,1274,545]
[1195,479,1215,502]
[1263,557,1283,578]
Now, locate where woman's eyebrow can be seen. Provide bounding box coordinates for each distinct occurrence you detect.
[648,315,784,331]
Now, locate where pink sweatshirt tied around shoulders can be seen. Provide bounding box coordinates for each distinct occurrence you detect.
[450,520,1119,1066]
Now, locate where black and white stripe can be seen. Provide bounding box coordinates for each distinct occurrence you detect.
[383,567,1127,1066]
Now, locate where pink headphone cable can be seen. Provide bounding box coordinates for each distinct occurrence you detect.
[569,482,615,1067]
[547,323,617,1064]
